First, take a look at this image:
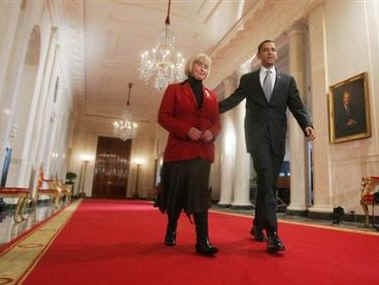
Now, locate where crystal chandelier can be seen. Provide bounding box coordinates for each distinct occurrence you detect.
[113,120,138,141]
[113,83,138,141]
[139,0,186,91]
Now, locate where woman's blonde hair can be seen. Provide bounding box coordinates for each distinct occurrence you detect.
[184,53,212,79]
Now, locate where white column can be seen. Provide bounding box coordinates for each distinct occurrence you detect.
[231,98,251,207]
[0,11,31,186]
[0,0,22,99]
[218,78,236,206]
[19,27,58,184]
[35,45,60,170]
[287,22,308,212]
[308,4,334,215]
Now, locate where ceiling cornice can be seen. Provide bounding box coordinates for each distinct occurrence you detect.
[62,0,85,118]
[207,0,323,89]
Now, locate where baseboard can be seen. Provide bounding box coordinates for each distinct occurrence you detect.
[230,205,254,210]
[286,209,308,217]
[216,204,231,208]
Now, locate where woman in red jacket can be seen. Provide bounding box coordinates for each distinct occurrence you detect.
[156,53,220,256]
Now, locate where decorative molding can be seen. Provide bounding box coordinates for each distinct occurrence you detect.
[62,0,85,117]
[203,0,223,24]
[24,25,41,66]
[207,0,321,89]
[208,0,266,57]
[6,0,22,8]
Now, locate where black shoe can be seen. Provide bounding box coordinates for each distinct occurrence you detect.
[196,240,219,256]
[250,227,266,242]
[267,234,285,253]
[164,230,176,246]
[194,212,218,256]
[164,211,180,246]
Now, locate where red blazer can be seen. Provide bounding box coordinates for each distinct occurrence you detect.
[158,81,221,163]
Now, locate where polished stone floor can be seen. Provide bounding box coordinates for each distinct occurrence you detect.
[0,199,378,250]
[212,204,379,233]
[0,202,60,249]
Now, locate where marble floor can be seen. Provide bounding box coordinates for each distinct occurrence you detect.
[0,202,61,249]
[0,199,378,250]
[212,204,379,234]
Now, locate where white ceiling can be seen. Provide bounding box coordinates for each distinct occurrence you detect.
[64,0,258,133]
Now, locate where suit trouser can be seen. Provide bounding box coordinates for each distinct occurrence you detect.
[251,141,284,235]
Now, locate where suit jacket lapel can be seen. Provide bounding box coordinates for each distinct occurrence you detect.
[268,68,281,103]
[253,69,266,101]
[183,81,211,110]
[183,81,198,108]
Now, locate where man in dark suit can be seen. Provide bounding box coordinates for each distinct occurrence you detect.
[219,40,316,253]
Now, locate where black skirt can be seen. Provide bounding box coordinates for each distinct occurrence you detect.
[155,158,211,215]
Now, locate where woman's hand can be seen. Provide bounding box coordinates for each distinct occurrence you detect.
[201,130,214,142]
[187,127,202,141]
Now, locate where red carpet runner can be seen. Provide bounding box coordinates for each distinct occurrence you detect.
[22,200,379,284]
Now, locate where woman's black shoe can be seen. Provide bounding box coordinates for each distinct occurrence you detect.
[193,211,218,256]
[164,230,176,246]
[164,210,180,246]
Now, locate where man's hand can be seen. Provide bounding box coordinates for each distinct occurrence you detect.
[201,130,214,143]
[305,127,316,141]
[187,127,202,141]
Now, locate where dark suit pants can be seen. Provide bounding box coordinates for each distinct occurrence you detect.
[251,142,284,235]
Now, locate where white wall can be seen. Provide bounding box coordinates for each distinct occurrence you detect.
[310,0,379,213]
[0,0,74,204]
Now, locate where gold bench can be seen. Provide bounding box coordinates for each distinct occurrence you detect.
[0,187,30,223]
[37,167,62,208]
[360,176,379,226]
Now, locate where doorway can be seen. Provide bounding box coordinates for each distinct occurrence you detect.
[92,137,132,198]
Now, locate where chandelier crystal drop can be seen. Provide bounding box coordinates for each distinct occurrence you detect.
[113,82,138,141]
[139,0,186,91]
[112,120,138,141]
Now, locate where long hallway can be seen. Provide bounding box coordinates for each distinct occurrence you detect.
[1,0,379,283]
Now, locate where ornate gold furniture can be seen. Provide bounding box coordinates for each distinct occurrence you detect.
[37,167,62,208]
[0,187,30,223]
[360,176,379,226]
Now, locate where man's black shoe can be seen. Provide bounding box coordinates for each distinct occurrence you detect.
[196,240,219,256]
[250,227,266,242]
[267,234,285,253]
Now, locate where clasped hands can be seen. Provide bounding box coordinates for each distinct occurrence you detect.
[187,127,213,142]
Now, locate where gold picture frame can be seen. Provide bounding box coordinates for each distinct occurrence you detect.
[328,72,371,143]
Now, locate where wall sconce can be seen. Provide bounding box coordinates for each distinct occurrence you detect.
[133,157,145,166]
[80,154,94,162]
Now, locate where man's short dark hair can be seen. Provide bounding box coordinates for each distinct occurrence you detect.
[258,40,275,53]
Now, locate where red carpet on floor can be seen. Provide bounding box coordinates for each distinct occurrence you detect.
[21,199,379,284]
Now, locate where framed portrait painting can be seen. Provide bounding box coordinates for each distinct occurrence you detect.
[328,72,371,143]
